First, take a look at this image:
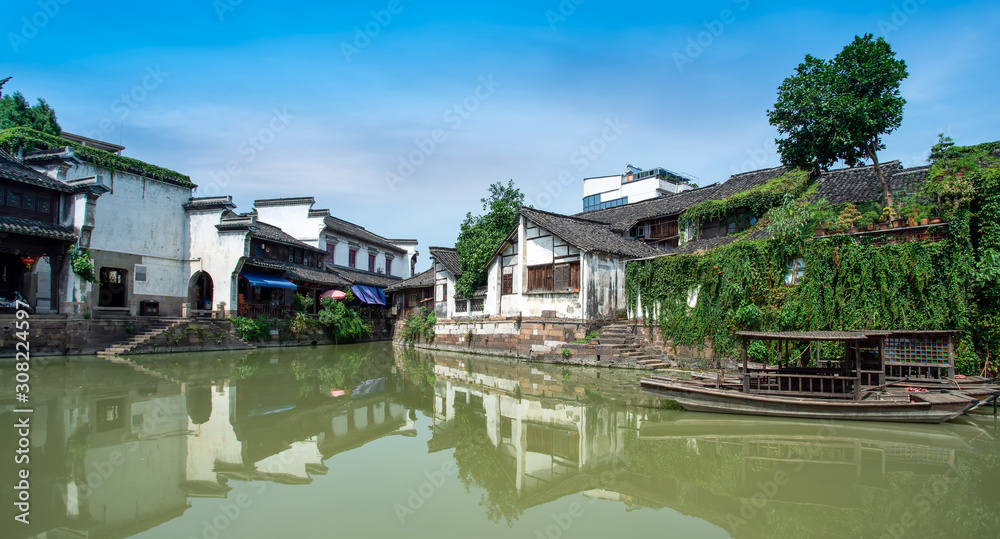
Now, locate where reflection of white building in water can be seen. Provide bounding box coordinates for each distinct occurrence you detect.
[429,361,632,497]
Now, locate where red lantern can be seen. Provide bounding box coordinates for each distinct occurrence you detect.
[22,256,37,270]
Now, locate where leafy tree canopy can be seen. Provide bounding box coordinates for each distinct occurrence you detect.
[767,34,907,208]
[455,180,525,298]
[0,77,61,136]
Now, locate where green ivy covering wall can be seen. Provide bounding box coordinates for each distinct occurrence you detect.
[0,126,192,186]
[627,139,999,375]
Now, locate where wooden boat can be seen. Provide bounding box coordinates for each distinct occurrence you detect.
[641,375,978,423]
[639,330,991,423]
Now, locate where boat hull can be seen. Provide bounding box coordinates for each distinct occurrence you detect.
[641,377,978,424]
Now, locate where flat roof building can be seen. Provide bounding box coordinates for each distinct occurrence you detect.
[582,164,697,212]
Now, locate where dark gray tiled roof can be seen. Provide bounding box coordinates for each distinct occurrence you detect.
[713,165,789,199]
[324,216,406,254]
[429,247,462,277]
[254,197,315,207]
[385,268,435,293]
[328,265,403,288]
[184,196,236,211]
[284,266,351,287]
[811,161,907,205]
[891,165,929,196]
[251,221,327,254]
[576,184,721,232]
[457,285,488,300]
[244,257,350,287]
[576,166,789,233]
[0,148,73,192]
[521,207,661,258]
[0,215,76,241]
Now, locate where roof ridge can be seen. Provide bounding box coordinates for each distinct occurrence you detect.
[522,205,612,226]
[727,164,786,178]
[825,160,902,173]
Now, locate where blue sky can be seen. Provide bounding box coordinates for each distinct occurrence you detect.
[4,0,998,272]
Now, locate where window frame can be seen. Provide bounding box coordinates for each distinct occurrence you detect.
[784,257,806,286]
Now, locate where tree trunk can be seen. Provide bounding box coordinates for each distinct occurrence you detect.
[865,144,894,209]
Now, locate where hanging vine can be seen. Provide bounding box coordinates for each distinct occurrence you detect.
[627,138,999,375]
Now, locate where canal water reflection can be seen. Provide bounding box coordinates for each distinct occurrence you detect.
[2,343,999,538]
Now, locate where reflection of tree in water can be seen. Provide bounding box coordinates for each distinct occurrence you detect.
[230,345,394,397]
[452,403,523,526]
[394,347,436,390]
[315,346,391,391]
[186,385,213,425]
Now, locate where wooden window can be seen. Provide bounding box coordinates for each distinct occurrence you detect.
[294,249,302,264]
[386,259,392,276]
[326,244,336,264]
[368,254,376,272]
[38,196,51,213]
[649,219,679,240]
[527,264,553,292]
[441,283,447,302]
[22,194,34,210]
[501,272,513,295]
[8,191,21,207]
[349,249,357,268]
[554,261,580,291]
[528,261,579,292]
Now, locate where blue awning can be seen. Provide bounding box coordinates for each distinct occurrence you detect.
[240,271,298,290]
[351,284,386,306]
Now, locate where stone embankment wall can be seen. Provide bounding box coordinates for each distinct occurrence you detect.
[394,314,595,359]
[395,314,718,369]
[1,315,135,358]
[117,320,253,355]
[1,314,397,360]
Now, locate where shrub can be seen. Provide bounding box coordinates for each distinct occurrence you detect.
[317,294,371,342]
[231,315,271,342]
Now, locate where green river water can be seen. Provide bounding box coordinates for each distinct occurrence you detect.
[2,342,999,538]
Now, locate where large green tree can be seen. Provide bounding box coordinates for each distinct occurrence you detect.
[0,77,62,136]
[455,180,525,298]
[767,34,907,208]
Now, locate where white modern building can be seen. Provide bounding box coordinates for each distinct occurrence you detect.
[582,164,696,212]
